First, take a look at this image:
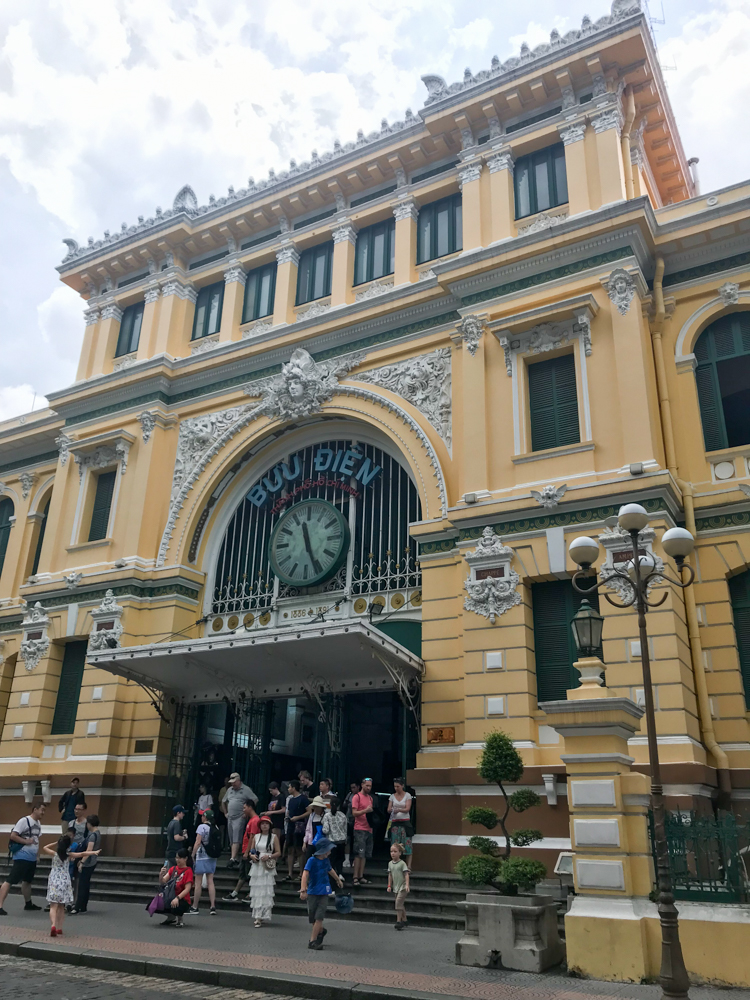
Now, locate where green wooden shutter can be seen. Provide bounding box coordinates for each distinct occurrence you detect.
[528,353,580,451]
[695,363,727,451]
[533,580,602,704]
[51,641,88,735]
[729,572,750,709]
[88,470,116,542]
[0,497,13,578]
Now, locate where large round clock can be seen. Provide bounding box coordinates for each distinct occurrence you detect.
[269,499,350,587]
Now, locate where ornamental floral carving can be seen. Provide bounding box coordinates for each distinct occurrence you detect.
[88,588,124,652]
[355,349,452,448]
[591,108,623,134]
[255,348,365,423]
[393,200,419,223]
[718,282,740,306]
[530,484,568,509]
[113,354,138,371]
[223,263,247,285]
[354,278,394,302]
[190,336,221,356]
[458,163,482,188]
[517,211,568,236]
[295,300,331,321]
[19,473,37,500]
[242,319,273,338]
[558,122,587,145]
[20,602,50,672]
[606,268,636,315]
[463,527,522,624]
[56,433,73,466]
[598,523,664,602]
[486,151,514,173]
[138,411,156,443]
[74,443,129,482]
[454,315,487,356]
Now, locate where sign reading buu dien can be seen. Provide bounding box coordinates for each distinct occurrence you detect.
[247,445,382,511]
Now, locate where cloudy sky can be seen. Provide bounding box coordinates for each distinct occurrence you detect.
[0,0,747,422]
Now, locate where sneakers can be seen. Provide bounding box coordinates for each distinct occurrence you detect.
[24,901,41,911]
[395,921,405,931]
[209,907,216,915]
[308,939,323,950]
[188,906,199,914]
[342,859,351,869]
[0,908,7,916]
[222,892,238,901]
[226,858,239,869]
[317,928,328,942]
[175,917,185,927]
[160,916,176,926]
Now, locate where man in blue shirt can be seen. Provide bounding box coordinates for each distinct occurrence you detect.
[0,801,45,915]
[299,837,343,950]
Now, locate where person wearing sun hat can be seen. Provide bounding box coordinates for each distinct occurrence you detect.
[248,814,281,927]
[300,836,343,950]
[302,795,327,859]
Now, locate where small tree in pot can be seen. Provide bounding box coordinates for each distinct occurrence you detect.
[456,730,547,894]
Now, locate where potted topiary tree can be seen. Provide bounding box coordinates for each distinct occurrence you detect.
[455,730,547,894]
[455,730,564,971]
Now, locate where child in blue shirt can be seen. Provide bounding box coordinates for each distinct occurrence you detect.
[299,837,343,950]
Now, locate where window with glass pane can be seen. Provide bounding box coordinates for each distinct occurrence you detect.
[88,470,116,542]
[0,497,13,580]
[296,242,333,305]
[416,194,462,264]
[514,144,568,219]
[242,263,277,324]
[694,312,750,451]
[192,282,224,340]
[353,220,395,285]
[115,302,144,357]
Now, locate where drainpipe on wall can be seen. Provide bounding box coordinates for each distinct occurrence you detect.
[620,86,637,201]
[651,256,732,808]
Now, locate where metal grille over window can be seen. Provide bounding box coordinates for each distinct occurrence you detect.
[212,440,421,615]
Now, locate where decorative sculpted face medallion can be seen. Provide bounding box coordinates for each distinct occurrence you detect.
[269,499,350,587]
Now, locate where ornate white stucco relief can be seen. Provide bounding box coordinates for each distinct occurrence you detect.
[88,589,124,652]
[463,527,522,624]
[354,348,452,449]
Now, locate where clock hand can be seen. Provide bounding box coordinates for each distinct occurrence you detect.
[301,522,322,575]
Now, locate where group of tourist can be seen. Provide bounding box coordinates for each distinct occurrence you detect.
[0,772,414,950]
[158,771,414,947]
[0,777,102,936]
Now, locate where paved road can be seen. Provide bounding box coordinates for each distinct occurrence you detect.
[0,953,292,1000]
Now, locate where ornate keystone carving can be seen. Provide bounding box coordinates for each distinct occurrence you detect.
[463,528,522,624]
[453,315,487,356]
[19,473,37,500]
[718,282,740,306]
[530,484,568,509]
[138,411,157,443]
[56,433,73,466]
[606,268,636,315]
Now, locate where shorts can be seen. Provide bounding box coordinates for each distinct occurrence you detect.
[7,858,36,886]
[306,894,329,923]
[194,857,217,876]
[353,829,373,859]
[238,858,251,882]
[285,828,304,851]
[394,888,408,910]
[228,815,246,845]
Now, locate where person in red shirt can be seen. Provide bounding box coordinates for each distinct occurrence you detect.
[222,800,260,902]
[159,849,193,927]
[351,777,375,886]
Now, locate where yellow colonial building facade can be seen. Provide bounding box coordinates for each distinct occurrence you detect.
[1,2,749,954]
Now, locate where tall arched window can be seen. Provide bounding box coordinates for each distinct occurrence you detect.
[0,497,13,579]
[729,569,750,709]
[31,498,50,576]
[694,311,750,451]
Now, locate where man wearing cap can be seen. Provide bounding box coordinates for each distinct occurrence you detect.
[351,777,375,885]
[222,772,257,868]
[165,805,188,868]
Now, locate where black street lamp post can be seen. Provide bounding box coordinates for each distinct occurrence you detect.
[569,503,696,1000]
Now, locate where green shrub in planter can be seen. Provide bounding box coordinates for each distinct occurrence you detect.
[454,730,548,893]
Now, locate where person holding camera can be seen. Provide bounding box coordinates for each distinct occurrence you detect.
[248,815,280,927]
[158,849,193,927]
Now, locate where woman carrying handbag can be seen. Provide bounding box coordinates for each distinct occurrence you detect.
[387,778,414,871]
[248,815,281,927]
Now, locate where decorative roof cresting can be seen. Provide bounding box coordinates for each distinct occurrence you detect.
[59,1,642,268]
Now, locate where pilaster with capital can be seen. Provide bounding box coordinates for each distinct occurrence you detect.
[76,303,102,381]
[458,160,484,252]
[90,300,124,377]
[393,200,419,285]
[331,222,358,306]
[219,261,247,342]
[272,243,300,326]
[558,120,592,214]
[591,106,627,207]
[484,147,516,242]
[452,315,489,494]
[149,277,197,358]
[136,282,162,360]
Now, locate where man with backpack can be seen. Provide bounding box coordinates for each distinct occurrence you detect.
[189,808,221,914]
[0,801,45,915]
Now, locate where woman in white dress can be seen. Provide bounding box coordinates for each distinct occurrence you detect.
[248,815,281,927]
[43,834,100,937]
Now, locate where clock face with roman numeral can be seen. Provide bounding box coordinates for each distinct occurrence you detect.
[269,500,350,587]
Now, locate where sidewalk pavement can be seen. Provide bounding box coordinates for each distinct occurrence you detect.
[0,897,748,1000]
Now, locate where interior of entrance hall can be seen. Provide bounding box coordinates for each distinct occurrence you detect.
[168,689,419,839]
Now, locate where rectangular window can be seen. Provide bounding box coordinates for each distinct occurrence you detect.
[353,219,395,286]
[88,470,116,542]
[296,242,333,305]
[532,581,602,704]
[514,144,568,219]
[242,262,277,324]
[417,194,462,264]
[528,352,580,452]
[114,302,144,357]
[192,282,224,340]
[50,641,88,735]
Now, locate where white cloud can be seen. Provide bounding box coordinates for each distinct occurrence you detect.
[0,385,48,423]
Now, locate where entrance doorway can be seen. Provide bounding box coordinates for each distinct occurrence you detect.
[164,689,419,850]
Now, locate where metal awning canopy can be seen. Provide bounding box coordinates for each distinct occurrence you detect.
[87,620,424,703]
